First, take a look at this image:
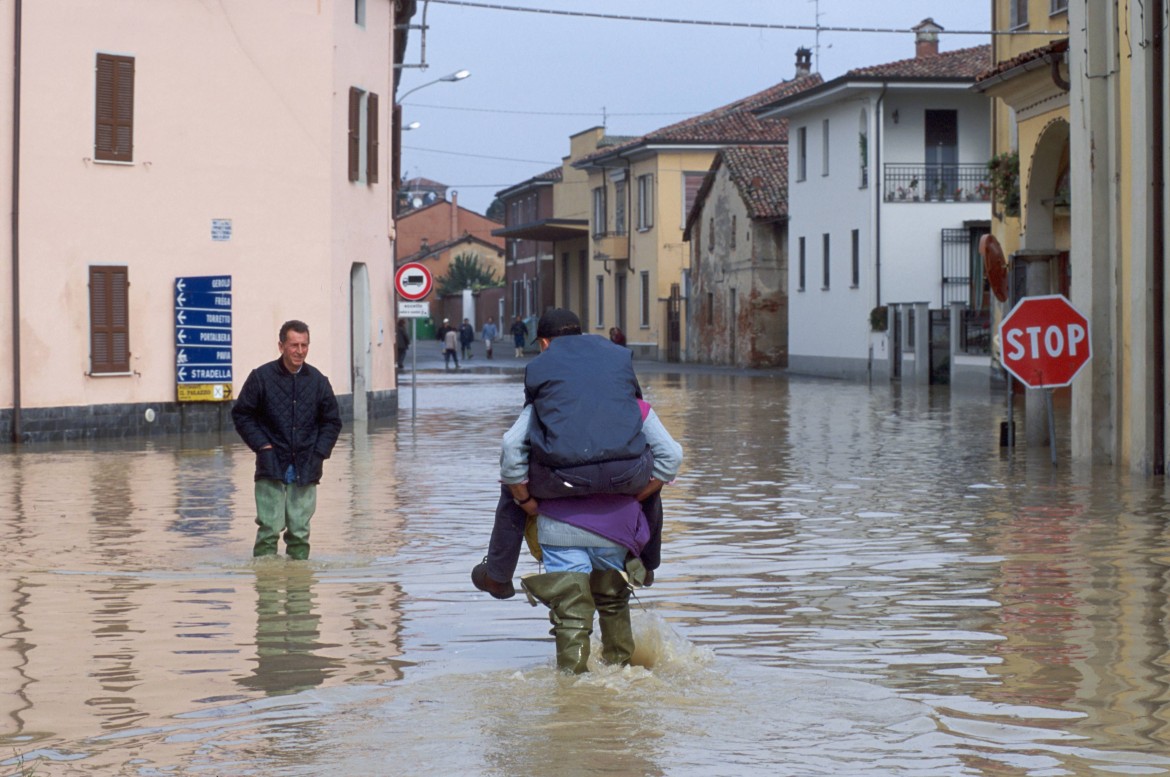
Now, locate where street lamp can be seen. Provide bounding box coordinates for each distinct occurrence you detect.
[398,68,471,103]
[402,121,421,131]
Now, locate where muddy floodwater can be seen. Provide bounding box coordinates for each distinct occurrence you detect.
[3,370,1170,775]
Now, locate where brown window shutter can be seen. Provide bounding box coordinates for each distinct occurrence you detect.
[366,91,379,184]
[348,87,361,181]
[95,54,134,162]
[89,266,130,373]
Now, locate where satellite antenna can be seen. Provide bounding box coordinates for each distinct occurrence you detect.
[412,197,423,208]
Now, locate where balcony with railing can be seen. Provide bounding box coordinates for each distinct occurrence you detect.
[884,163,991,203]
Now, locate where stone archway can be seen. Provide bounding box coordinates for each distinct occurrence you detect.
[1022,118,1071,257]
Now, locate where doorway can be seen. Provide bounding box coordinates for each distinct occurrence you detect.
[350,263,371,421]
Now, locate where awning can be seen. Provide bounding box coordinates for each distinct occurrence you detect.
[492,218,588,242]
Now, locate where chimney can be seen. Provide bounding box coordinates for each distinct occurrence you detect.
[795,47,812,77]
[450,190,459,239]
[913,18,943,58]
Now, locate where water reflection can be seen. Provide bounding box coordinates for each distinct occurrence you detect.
[237,564,341,696]
[3,373,1170,774]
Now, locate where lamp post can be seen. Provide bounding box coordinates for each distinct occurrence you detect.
[398,68,470,103]
[392,68,470,413]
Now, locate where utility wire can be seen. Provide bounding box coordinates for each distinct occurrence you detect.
[427,1,1064,36]
[401,144,558,165]
[402,102,699,117]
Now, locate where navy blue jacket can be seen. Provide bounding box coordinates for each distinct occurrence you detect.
[232,359,342,486]
[524,334,646,467]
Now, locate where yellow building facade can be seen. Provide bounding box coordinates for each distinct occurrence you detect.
[975,1,1071,446]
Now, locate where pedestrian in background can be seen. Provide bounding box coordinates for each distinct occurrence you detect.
[482,316,498,359]
[609,327,627,347]
[443,324,460,369]
[511,315,529,358]
[395,318,410,369]
[459,318,476,360]
[231,320,342,560]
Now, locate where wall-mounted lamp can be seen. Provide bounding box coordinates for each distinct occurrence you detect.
[402,121,421,131]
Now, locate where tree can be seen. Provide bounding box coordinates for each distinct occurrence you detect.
[435,253,502,296]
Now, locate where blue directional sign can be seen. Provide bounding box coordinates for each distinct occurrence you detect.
[175,308,232,329]
[175,275,232,400]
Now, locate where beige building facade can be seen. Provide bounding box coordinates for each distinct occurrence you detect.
[0,0,410,441]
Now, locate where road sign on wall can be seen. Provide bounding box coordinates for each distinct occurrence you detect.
[175,275,232,401]
[999,294,1092,388]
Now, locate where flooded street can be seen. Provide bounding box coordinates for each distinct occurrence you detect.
[3,369,1170,775]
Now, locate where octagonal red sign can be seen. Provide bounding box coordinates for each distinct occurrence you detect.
[999,294,1092,388]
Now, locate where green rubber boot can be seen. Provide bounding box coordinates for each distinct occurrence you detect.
[521,572,595,674]
[590,568,634,666]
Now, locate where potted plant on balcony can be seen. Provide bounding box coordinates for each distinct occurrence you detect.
[987,151,1020,217]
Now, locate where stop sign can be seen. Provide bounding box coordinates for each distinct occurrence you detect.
[999,294,1092,388]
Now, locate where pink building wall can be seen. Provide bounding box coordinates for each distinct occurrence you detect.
[0,0,402,434]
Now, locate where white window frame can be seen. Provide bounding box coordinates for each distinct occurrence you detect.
[592,187,607,236]
[637,174,654,230]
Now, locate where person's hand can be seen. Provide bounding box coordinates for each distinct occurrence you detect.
[634,477,663,503]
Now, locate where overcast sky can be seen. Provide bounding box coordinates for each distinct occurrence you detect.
[398,1,998,215]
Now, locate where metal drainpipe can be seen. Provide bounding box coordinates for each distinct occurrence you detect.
[1152,0,1166,474]
[10,0,22,443]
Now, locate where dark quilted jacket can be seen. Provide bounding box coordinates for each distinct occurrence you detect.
[523,334,647,467]
[231,358,342,485]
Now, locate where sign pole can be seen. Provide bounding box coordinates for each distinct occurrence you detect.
[411,317,417,422]
[1045,388,1057,467]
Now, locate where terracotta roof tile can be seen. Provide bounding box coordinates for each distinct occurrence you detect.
[722,146,789,221]
[575,73,823,165]
[846,44,992,80]
[975,38,1068,83]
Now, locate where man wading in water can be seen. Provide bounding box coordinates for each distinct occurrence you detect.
[487,308,682,673]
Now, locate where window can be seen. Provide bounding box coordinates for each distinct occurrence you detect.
[708,218,715,251]
[796,126,807,181]
[859,110,869,188]
[798,237,806,292]
[731,216,737,250]
[821,119,830,176]
[706,292,713,326]
[95,54,134,162]
[822,233,831,290]
[1009,0,1028,27]
[595,275,605,327]
[592,187,607,236]
[1050,0,1068,12]
[614,180,627,235]
[355,0,366,25]
[637,174,654,230]
[851,229,860,288]
[640,271,650,327]
[561,251,571,308]
[348,87,379,183]
[89,265,130,374]
[615,272,627,331]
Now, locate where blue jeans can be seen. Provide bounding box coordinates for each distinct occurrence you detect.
[540,544,627,574]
